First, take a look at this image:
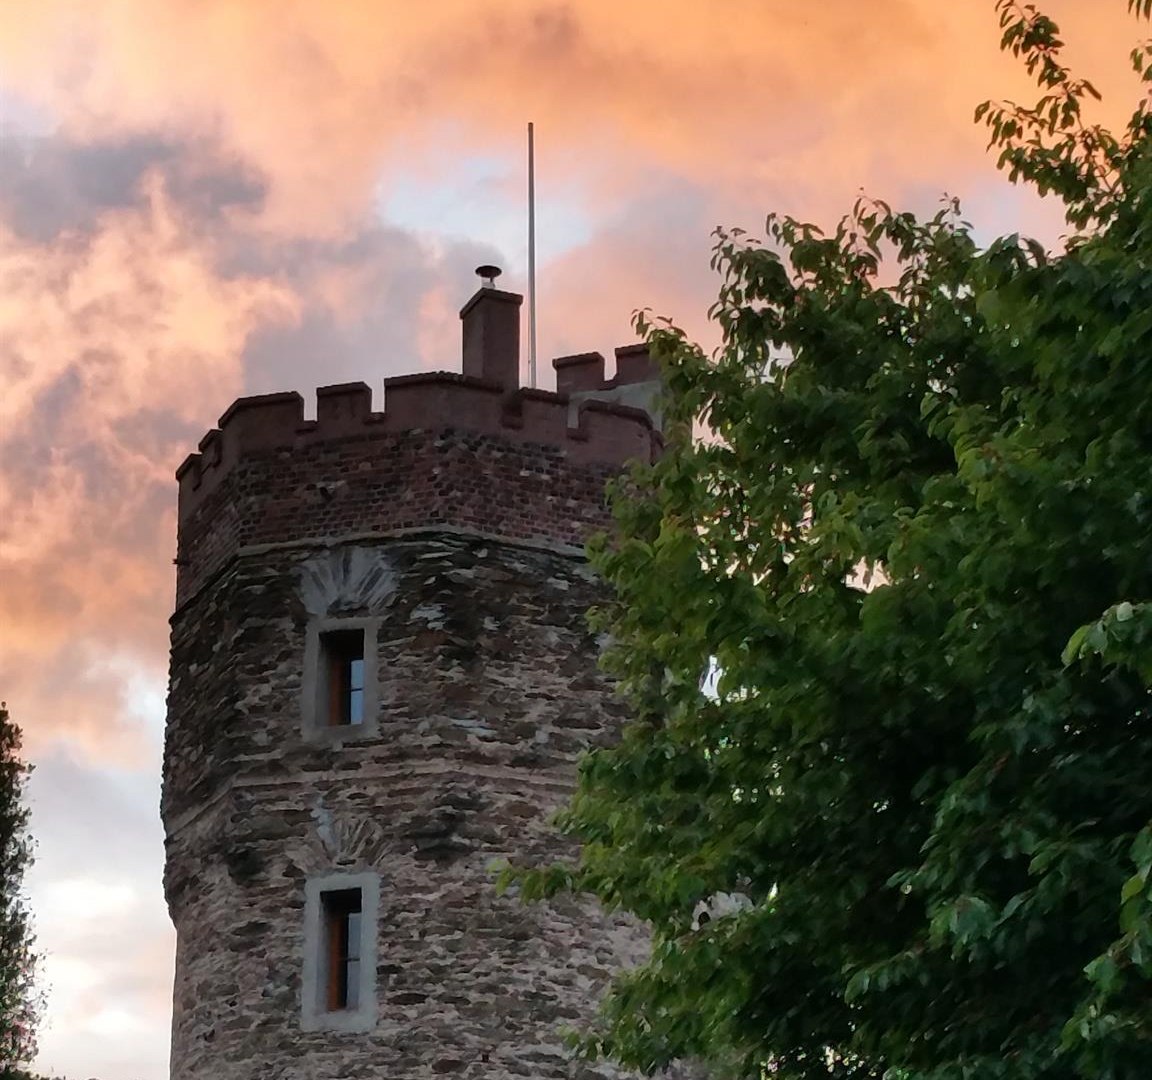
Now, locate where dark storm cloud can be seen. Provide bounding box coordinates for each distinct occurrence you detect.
[0,130,266,242]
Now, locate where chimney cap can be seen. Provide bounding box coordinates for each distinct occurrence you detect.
[475,264,502,288]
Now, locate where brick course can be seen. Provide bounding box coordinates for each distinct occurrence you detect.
[176,422,631,608]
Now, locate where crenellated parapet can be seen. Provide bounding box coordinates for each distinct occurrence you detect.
[176,361,659,525]
[172,277,664,607]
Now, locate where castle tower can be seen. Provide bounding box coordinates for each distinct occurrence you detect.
[162,274,664,1079]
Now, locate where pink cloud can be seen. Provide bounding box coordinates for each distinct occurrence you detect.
[1,1,1142,235]
[0,167,296,760]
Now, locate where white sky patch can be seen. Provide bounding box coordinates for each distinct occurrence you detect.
[24,744,172,1079]
[0,86,56,136]
[892,172,1074,254]
[84,1006,150,1038]
[960,177,1073,251]
[38,877,140,921]
[39,953,101,996]
[100,655,168,748]
[377,150,593,274]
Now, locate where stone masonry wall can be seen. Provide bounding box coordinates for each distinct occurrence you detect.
[164,533,649,1080]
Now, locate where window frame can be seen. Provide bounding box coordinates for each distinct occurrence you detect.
[302,616,380,741]
[301,872,379,1032]
[323,887,363,1011]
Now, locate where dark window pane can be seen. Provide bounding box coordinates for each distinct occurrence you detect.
[321,889,363,1011]
[321,630,366,726]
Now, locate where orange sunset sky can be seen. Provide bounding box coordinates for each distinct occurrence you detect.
[0,2,1146,1076]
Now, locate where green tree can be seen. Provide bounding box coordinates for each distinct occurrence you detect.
[0,704,38,1078]
[517,2,1152,1077]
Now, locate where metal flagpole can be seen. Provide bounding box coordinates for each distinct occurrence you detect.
[527,121,538,389]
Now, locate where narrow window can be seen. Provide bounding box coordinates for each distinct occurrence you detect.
[303,619,379,741]
[322,888,362,1011]
[322,630,365,726]
[302,872,377,1031]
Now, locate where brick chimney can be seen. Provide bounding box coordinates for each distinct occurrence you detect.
[460,265,522,390]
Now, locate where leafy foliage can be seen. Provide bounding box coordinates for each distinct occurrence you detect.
[0,705,38,1077]
[515,3,1152,1077]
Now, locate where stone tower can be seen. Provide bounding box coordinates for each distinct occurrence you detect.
[162,275,664,1079]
